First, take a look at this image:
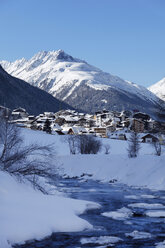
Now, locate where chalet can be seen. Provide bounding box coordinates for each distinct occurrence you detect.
[55,117,65,126]
[12,107,28,119]
[77,117,87,126]
[67,126,87,135]
[110,133,127,140]
[133,112,150,121]
[28,115,36,121]
[141,134,159,143]
[94,127,107,138]
[95,110,113,126]
[64,116,79,126]
[44,112,55,118]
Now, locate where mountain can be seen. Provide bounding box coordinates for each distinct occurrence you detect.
[0,50,163,116]
[0,65,71,115]
[148,78,165,101]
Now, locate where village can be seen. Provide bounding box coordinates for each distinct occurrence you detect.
[9,107,165,145]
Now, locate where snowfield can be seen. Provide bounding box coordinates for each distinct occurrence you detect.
[21,128,165,190]
[148,77,165,101]
[1,128,165,247]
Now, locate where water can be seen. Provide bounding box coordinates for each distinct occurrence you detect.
[14,178,165,248]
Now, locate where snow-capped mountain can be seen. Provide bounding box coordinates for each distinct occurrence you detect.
[148,78,165,101]
[0,50,162,115]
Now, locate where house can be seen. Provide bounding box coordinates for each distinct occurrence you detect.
[64,116,79,126]
[133,112,150,121]
[67,126,87,135]
[95,110,114,126]
[55,117,65,126]
[141,134,159,143]
[12,107,28,119]
[110,132,127,140]
[132,119,145,133]
[94,127,107,138]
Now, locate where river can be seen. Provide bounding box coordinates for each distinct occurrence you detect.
[14,177,165,248]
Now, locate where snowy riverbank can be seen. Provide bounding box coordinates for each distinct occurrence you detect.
[58,154,165,190]
[0,171,99,248]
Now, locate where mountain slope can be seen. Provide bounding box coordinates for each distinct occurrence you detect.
[148,78,165,101]
[1,50,163,115]
[0,65,71,115]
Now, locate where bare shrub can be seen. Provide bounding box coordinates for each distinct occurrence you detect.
[152,141,161,156]
[65,135,77,154]
[127,132,141,158]
[0,116,55,193]
[104,144,110,154]
[76,135,102,154]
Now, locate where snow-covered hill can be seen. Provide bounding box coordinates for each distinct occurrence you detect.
[0,50,162,114]
[148,78,165,101]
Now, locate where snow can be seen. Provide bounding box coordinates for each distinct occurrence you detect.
[80,236,123,245]
[1,128,118,247]
[125,195,140,200]
[1,127,165,247]
[59,153,165,190]
[145,210,165,218]
[125,194,156,200]
[128,203,165,209]
[101,99,108,103]
[102,207,132,220]
[20,128,165,191]
[156,240,165,248]
[140,194,156,199]
[125,230,152,239]
[148,77,165,101]
[0,157,100,247]
[0,50,159,104]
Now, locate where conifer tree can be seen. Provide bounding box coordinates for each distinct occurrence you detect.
[43,119,51,134]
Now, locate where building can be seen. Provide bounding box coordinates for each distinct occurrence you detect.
[94,127,107,138]
[132,119,145,133]
[141,134,159,143]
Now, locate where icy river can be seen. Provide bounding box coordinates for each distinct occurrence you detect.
[14,178,165,248]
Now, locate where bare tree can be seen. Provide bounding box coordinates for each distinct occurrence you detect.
[0,116,55,193]
[127,132,141,158]
[104,144,110,154]
[152,141,161,156]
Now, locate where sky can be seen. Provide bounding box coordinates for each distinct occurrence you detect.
[0,0,165,87]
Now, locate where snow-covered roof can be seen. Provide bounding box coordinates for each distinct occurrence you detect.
[51,123,62,131]
[64,116,80,122]
[69,126,87,134]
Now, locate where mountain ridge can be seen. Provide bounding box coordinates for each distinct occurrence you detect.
[0,65,72,115]
[1,50,164,117]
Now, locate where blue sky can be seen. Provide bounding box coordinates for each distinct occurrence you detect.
[0,0,165,87]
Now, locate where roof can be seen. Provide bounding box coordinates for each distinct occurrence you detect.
[141,134,158,139]
[64,116,80,122]
[68,126,87,134]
